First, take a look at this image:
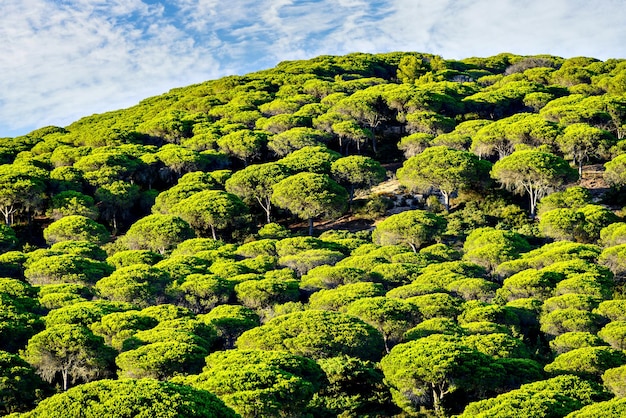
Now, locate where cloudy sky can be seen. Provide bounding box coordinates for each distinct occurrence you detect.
[1,0,625,137]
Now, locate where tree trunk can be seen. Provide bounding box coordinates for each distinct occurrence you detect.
[265,208,272,224]
[348,187,355,210]
[257,196,272,224]
[62,369,69,391]
[529,194,536,219]
[578,160,583,179]
[0,205,14,226]
[210,224,217,240]
[112,214,118,236]
[431,383,441,411]
[308,218,314,236]
[442,191,450,212]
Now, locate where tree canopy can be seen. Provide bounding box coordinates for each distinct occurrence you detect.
[3,50,626,418]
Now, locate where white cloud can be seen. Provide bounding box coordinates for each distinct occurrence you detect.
[376,0,626,59]
[1,0,624,137]
[0,0,224,135]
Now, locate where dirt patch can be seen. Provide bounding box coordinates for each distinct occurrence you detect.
[580,164,610,203]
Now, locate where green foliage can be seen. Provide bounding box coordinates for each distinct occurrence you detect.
[497,269,561,302]
[236,310,385,361]
[462,332,530,359]
[398,145,491,210]
[24,254,114,286]
[496,241,602,277]
[300,265,377,293]
[272,172,348,235]
[225,162,290,223]
[3,51,626,415]
[602,364,626,397]
[308,282,386,312]
[170,190,249,239]
[566,397,626,417]
[43,300,131,328]
[539,205,619,243]
[279,248,345,276]
[116,339,208,380]
[95,264,172,307]
[0,351,46,414]
[0,163,47,226]
[595,299,626,321]
[381,334,502,413]
[601,222,626,247]
[463,227,531,271]
[157,254,219,281]
[122,214,195,254]
[557,123,616,175]
[106,249,163,268]
[459,375,610,418]
[407,292,463,319]
[257,222,291,239]
[598,321,626,350]
[234,276,300,309]
[277,145,341,174]
[491,150,579,217]
[540,308,606,338]
[346,296,421,351]
[544,346,626,381]
[550,332,607,355]
[372,209,446,252]
[22,324,115,391]
[17,378,238,418]
[330,155,385,204]
[43,215,109,245]
[311,355,397,417]
[168,274,233,314]
[201,304,260,349]
[89,309,158,350]
[47,191,98,220]
[217,129,266,164]
[537,186,592,216]
[268,127,331,157]
[181,349,323,418]
[605,154,626,187]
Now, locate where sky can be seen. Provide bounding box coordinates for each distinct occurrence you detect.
[1,0,625,138]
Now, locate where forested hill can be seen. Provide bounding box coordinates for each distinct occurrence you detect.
[2,52,626,417]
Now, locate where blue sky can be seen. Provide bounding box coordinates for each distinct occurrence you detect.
[1,0,625,138]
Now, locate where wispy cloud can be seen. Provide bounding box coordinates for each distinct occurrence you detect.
[1,0,624,137]
[0,0,223,136]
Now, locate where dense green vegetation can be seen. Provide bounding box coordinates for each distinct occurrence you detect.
[2,51,626,417]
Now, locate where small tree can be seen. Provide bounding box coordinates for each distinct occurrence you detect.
[23,324,115,391]
[43,215,110,245]
[491,150,578,217]
[123,214,195,254]
[605,154,626,188]
[19,378,238,417]
[372,210,446,252]
[272,172,348,236]
[171,190,248,239]
[225,162,290,224]
[557,123,615,177]
[381,334,500,413]
[397,146,491,211]
[0,163,47,225]
[331,155,386,207]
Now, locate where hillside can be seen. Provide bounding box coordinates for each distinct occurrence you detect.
[1,52,626,417]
